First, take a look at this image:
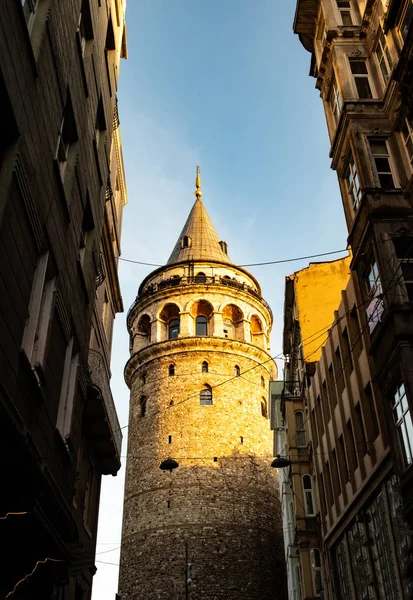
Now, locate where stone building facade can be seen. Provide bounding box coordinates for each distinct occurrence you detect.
[0,1,127,598]
[119,173,287,599]
[289,0,413,597]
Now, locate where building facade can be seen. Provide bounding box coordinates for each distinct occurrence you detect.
[289,0,413,597]
[280,257,351,600]
[0,1,127,598]
[119,172,286,600]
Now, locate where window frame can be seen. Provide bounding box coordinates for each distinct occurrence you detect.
[302,474,316,516]
[202,361,208,373]
[56,337,79,440]
[200,385,213,406]
[391,382,413,468]
[295,411,307,448]
[310,548,323,597]
[336,1,355,26]
[401,118,413,170]
[196,315,208,336]
[375,26,393,84]
[168,318,180,339]
[349,57,374,99]
[368,138,398,189]
[329,73,343,124]
[346,152,362,211]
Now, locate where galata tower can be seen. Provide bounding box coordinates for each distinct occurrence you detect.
[119,169,286,599]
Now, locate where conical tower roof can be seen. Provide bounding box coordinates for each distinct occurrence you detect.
[167,168,231,265]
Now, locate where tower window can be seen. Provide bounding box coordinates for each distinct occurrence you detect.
[142,373,147,384]
[181,235,191,248]
[169,364,175,376]
[261,398,268,418]
[202,361,209,373]
[261,376,265,388]
[195,272,207,283]
[219,240,228,254]
[140,396,147,417]
[169,318,180,339]
[196,315,208,336]
[234,365,240,377]
[200,385,213,406]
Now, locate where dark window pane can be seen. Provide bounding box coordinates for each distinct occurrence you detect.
[378,173,395,189]
[341,11,353,25]
[355,78,372,98]
[350,59,369,74]
[196,316,207,336]
[169,319,180,339]
[374,157,392,172]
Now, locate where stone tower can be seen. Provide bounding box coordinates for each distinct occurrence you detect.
[119,169,286,599]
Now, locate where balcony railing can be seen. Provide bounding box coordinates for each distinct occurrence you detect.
[129,275,273,320]
[87,349,122,473]
[281,380,303,400]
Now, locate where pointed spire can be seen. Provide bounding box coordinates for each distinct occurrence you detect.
[166,168,231,265]
[195,166,202,199]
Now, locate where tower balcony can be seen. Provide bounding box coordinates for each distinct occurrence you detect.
[86,349,122,475]
[127,274,273,321]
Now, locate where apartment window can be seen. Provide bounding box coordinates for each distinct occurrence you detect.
[102,289,111,339]
[364,382,380,440]
[302,475,315,516]
[347,420,358,469]
[56,338,79,439]
[329,74,343,123]
[392,382,413,467]
[56,94,78,184]
[79,197,94,267]
[77,0,93,58]
[365,263,381,304]
[349,58,373,99]
[402,119,413,168]
[202,361,208,373]
[196,315,208,336]
[338,434,350,483]
[342,327,353,375]
[295,411,306,447]
[376,27,393,83]
[95,97,107,152]
[369,139,396,189]
[169,318,180,339]
[200,385,213,406]
[399,0,413,41]
[355,403,367,456]
[310,548,323,597]
[22,252,55,366]
[346,153,362,211]
[393,237,413,301]
[337,1,353,25]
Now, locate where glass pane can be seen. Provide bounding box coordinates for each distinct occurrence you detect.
[374,157,391,172]
[341,11,353,25]
[405,412,413,462]
[370,139,387,154]
[378,173,395,189]
[355,78,372,99]
[350,59,369,74]
[379,59,389,81]
[196,316,207,336]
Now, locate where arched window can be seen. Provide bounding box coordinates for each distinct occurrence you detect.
[234,365,240,376]
[196,315,208,336]
[169,364,175,376]
[137,314,151,342]
[140,396,147,417]
[195,272,207,283]
[310,548,323,597]
[142,373,147,385]
[261,376,265,388]
[200,385,213,405]
[303,475,315,516]
[169,318,180,339]
[261,398,268,418]
[202,361,208,373]
[295,411,306,447]
[182,235,191,248]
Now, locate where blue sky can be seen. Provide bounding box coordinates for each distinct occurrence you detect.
[92,1,348,597]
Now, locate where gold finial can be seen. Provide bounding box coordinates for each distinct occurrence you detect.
[195,166,202,199]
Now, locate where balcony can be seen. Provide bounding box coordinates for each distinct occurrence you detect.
[128,274,273,321]
[86,349,122,475]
